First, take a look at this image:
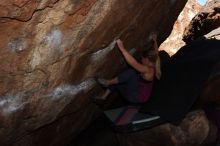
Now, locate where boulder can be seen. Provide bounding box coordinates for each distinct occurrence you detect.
[183,0,220,43]
[159,0,201,55]
[68,110,217,146]
[118,110,217,146]
[0,0,187,145]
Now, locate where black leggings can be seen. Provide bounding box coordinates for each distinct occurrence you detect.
[109,69,139,103]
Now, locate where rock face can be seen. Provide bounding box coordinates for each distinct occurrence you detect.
[0,0,188,145]
[183,0,220,43]
[159,0,201,55]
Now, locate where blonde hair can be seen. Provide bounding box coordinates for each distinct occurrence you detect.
[155,56,161,80]
[141,50,161,80]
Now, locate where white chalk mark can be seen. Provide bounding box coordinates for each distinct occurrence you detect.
[8,38,27,53]
[0,92,26,115]
[91,40,116,61]
[44,27,62,52]
[48,78,95,100]
[0,100,7,107]
[49,29,62,48]
[0,79,95,115]
[30,27,63,68]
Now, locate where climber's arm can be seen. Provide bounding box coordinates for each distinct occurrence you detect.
[116,39,148,73]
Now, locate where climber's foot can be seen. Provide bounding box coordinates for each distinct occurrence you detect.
[95,77,109,88]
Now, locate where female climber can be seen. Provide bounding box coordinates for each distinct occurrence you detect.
[95,33,161,104]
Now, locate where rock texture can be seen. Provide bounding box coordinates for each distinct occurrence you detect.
[205,27,220,39]
[200,65,220,106]
[0,0,188,145]
[159,0,201,56]
[69,110,217,146]
[118,110,217,146]
[183,0,220,43]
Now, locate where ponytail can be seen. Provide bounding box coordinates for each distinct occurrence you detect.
[141,49,162,80]
[155,56,161,80]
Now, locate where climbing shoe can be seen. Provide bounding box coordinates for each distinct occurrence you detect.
[96,78,109,88]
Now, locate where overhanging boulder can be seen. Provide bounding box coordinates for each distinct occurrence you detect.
[0,0,187,145]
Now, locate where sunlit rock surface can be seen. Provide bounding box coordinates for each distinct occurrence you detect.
[0,0,187,145]
[159,0,201,56]
[205,27,220,40]
[183,0,220,43]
